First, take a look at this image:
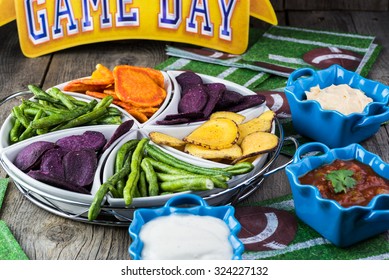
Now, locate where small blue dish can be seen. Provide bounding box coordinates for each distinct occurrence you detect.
[285,64,389,148]
[128,194,244,260]
[285,142,389,247]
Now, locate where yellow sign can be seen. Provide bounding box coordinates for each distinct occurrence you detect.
[13,0,277,58]
[250,0,277,25]
[0,0,15,26]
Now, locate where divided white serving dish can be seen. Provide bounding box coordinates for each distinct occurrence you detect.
[0,70,279,222]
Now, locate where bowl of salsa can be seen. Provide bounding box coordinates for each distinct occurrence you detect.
[285,142,389,247]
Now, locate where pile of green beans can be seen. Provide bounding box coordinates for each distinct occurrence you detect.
[9,85,123,143]
[87,138,254,220]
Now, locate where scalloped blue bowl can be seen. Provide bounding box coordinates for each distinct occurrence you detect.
[128,194,244,259]
[285,142,389,247]
[285,64,389,148]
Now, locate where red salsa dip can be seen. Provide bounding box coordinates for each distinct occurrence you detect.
[299,159,389,207]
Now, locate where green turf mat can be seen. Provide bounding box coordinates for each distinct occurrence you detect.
[0,178,29,260]
[240,195,389,260]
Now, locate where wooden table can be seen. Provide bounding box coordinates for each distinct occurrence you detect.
[0,10,388,260]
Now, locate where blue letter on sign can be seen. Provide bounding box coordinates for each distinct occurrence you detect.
[116,0,139,27]
[82,0,112,31]
[25,0,49,44]
[159,0,182,29]
[186,0,213,36]
[52,0,79,39]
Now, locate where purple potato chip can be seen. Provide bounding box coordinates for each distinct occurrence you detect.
[39,148,68,179]
[214,90,244,110]
[56,131,106,152]
[175,71,203,96]
[63,149,97,188]
[163,111,204,121]
[102,119,134,153]
[202,83,226,118]
[178,84,208,113]
[14,141,56,172]
[225,94,266,112]
[156,118,191,125]
[27,170,90,194]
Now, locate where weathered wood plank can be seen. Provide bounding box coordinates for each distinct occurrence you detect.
[43,40,168,89]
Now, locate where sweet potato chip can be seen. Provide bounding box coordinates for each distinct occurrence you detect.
[63,80,108,93]
[91,63,114,84]
[86,90,113,100]
[183,118,239,150]
[233,131,279,164]
[149,131,186,149]
[128,66,165,88]
[237,110,275,144]
[210,111,246,124]
[124,108,149,123]
[185,143,242,160]
[113,65,166,107]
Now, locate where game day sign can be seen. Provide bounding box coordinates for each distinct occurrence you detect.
[15,0,277,58]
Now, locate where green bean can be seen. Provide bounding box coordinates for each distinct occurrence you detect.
[65,95,89,107]
[123,138,149,205]
[156,173,228,189]
[141,158,159,196]
[222,161,254,175]
[138,171,148,197]
[88,155,132,221]
[106,107,122,116]
[30,99,97,129]
[46,87,77,110]
[51,107,107,131]
[28,85,61,104]
[12,106,30,128]
[22,100,68,115]
[94,115,122,125]
[23,107,41,117]
[115,140,139,173]
[115,140,139,196]
[160,178,214,192]
[145,157,194,175]
[9,119,23,143]
[93,95,113,111]
[19,109,44,141]
[145,143,232,178]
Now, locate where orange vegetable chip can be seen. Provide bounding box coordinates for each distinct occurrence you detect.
[103,89,119,100]
[86,90,111,100]
[121,65,165,88]
[91,63,114,84]
[63,80,108,93]
[113,65,167,107]
[125,108,149,123]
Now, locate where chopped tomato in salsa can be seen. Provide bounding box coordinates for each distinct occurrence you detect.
[299,159,389,207]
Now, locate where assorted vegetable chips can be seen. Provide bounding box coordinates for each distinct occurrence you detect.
[15,131,106,194]
[157,71,266,125]
[64,64,167,123]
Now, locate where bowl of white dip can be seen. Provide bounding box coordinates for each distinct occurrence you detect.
[128,193,244,260]
[285,64,389,148]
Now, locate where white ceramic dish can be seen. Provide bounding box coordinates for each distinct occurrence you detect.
[55,71,173,128]
[0,125,131,215]
[99,110,275,220]
[1,70,279,223]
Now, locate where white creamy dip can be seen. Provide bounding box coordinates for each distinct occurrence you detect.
[139,213,233,260]
[305,84,373,115]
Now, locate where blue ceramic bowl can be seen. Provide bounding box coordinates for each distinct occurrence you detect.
[285,142,389,247]
[285,64,389,148]
[128,194,244,260]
